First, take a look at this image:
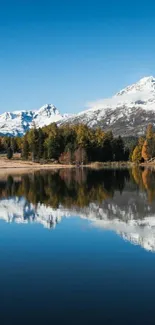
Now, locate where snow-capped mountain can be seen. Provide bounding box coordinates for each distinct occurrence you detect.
[0,104,64,136]
[60,76,155,136]
[1,76,155,136]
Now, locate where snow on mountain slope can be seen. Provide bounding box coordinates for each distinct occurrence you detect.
[60,76,155,136]
[0,110,33,136]
[0,104,64,136]
[1,76,155,136]
[85,76,155,110]
[33,104,63,128]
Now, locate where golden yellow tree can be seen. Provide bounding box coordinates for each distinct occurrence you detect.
[95,128,105,146]
[142,140,151,161]
[146,123,154,140]
[132,137,144,163]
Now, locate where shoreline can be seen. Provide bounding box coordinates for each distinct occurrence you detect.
[0,159,132,176]
[0,158,132,168]
[0,158,132,175]
[0,158,154,174]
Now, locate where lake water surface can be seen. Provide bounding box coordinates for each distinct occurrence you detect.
[1,167,155,324]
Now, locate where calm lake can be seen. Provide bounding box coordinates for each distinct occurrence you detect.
[1,167,155,324]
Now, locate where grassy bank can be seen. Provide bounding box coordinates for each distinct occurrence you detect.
[0,154,133,172]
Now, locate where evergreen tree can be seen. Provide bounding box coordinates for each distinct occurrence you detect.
[31,128,39,161]
[47,137,60,160]
[7,147,13,159]
[15,137,22,152]
[112,136,125,161]
[102,138,113,161]
[22,138,29,160]
[38,128,44,159]
[11,138,18,153]
[3,137,11,150]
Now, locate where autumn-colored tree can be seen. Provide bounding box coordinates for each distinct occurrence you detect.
[76,124,91,148]
[146,123,154,140]
[132,137,144,163]
[94,128,105,147]
[74,147,88,164]
[142,140,151,161]
[132,146,142,163]
[59,151,72,164]
[147,135,155,159]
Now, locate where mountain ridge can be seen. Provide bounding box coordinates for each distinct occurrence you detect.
[1,76,155,136]
[0,104,66,136]
[60,75,155,136]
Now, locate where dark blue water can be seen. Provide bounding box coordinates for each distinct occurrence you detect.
[0,168,155,324]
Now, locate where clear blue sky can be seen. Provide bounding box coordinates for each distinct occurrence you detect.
[0,0,155,114]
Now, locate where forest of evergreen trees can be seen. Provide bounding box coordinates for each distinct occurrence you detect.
[0,122,155,164]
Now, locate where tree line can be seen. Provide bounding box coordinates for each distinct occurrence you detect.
[1,122,155,164]
[0,123,135,163]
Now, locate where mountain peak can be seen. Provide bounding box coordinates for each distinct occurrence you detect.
[116,76,155,97]
[33,104,62,128]
[138,75,155,84]
[36,104,60,116]
[133,75,155,89]
[0,104,63,136]
[60,74,155,136]
[38,103,56,110]
[1,75,155,137]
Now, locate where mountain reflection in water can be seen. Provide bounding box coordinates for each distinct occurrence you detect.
[1,167,155,251]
